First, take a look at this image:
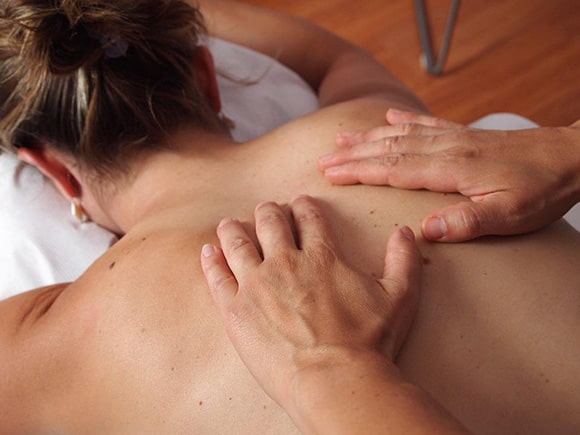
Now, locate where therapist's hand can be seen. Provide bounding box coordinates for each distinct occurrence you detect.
[200,195,421,412]
[320,109,580,242]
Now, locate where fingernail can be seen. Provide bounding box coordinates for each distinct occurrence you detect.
[202,244,217,258]
[218,217,238,228]
[424,217,447,240]
[291,194,312,203]
[324,166,342,177]
[336,130,358,146]
[400,226,415,241]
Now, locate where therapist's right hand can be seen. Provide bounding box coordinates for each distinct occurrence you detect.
[200,196,421,412]
[320,109,580,242]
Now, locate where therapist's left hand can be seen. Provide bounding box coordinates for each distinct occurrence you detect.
[200,195,422,411]
[319,109,580,242]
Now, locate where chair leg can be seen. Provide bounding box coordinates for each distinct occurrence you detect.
[413,0,461,75]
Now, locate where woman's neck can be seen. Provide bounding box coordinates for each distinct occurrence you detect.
[102,128,241,234]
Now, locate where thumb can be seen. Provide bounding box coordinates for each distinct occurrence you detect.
[422,198,511,242]
[379,226,422,359]
[200,244,238,312]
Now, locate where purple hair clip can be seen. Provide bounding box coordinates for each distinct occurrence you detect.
[98,34,129,59]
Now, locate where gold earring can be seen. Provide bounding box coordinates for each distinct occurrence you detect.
[70,198,89,223]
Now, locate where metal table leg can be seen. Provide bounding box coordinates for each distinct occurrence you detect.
[413,0,461,75]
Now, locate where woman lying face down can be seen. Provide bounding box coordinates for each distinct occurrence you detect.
[0,0,579,433]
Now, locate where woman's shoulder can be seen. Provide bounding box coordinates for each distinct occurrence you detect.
[260,96,422,148]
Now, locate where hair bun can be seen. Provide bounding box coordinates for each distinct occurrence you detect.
[44,12,102,74]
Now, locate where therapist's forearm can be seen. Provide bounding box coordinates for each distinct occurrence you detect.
[288,349,470,435]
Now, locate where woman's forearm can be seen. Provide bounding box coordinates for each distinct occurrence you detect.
[313,47,428,109]
[197,0,426,109]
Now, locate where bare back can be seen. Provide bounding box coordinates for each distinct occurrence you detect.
[3,97,579,433]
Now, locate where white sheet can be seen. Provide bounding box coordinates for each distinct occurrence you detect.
[1,39,577,301]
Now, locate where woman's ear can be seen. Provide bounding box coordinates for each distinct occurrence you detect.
[192,45,222,113]
[17,147,81,200]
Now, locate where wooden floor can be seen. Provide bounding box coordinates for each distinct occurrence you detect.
[241,0,579,126]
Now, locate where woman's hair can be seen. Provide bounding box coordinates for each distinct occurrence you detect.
[0,0,225,178]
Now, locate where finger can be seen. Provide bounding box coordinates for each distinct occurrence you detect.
[379,226,422,357]
[290,195,339,252]
[200,243,238,309]
[382,226,422,302]
[217,217,262,279]
[323,138,405,169]
[386,109,463,129]
[323,159,391,185]
[323,154,463,191]
[422,196,514,242]
[323,130,466,172]
[324,131,446,170]
[335,123,451,148]
[254,201,297,257]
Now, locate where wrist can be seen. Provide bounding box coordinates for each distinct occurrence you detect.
[287,347,400,429]
[291,346,399,396]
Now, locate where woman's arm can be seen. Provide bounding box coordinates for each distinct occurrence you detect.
[196,0,426,109]
[201,195,469,434]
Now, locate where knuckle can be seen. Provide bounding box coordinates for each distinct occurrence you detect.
[378,152,404,168]
[256,208,286,229]
[381,134,401,153]
[295,206,324,225]
[226,236,253,253]
[399,122,416,135]
[212,273,237,293]
[383,275,414,302]
[456,206,484,237]
[381,137,394,154]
